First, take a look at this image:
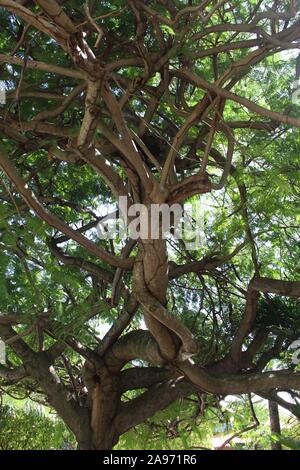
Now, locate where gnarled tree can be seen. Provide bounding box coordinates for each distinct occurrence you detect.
[0,0,300,450]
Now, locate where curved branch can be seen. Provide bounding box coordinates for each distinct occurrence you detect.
[34,0,76,35]
[0,54,83,79]
[175,69,300,128]
[115,377,194,435]
[0,364,27,383]
[231,277,300,363]
[47,239,114,284]
[0,148,134,269]
[0,1,69,44]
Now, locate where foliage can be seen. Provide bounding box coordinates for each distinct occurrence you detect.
[0,402,75,450]
[0,0,299,450]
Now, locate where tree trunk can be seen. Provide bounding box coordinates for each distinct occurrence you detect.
[77,434,116,450]
[81,361,121,450]
[268,400,282,450]
[133,236,180,362]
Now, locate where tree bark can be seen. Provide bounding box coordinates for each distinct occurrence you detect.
[268,400,282,450]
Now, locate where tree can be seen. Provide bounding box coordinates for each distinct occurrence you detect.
[0,0,300,450]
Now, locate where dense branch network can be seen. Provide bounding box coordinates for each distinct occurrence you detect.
[0,0,300,449]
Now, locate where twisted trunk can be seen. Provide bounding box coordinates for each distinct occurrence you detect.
[131,196,198,362]
[140,239,180,360]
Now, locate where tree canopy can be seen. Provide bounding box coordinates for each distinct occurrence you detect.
[0,0,300,450]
